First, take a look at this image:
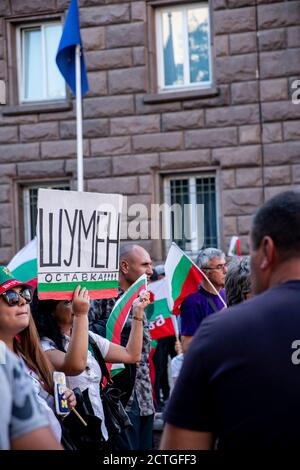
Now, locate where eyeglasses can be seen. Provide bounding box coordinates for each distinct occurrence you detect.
[1,288,32,307]
[204,264,228,271]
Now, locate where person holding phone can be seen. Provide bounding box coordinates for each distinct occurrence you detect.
[0,266,76,444]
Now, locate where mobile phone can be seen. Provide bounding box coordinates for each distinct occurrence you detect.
[53,371,69,415]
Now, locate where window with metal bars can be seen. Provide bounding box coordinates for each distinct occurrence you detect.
[163,174,218,255]
[22,183,70,244]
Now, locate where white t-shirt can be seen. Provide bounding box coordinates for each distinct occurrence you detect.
[41,331,110,440]
[21,359,62,442]
[170,353,184,389]
[0,343,49,450]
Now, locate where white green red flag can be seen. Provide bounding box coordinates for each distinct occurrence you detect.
[228,236,241,256]
[146,278,175,340]
[165,243,203,315]
[8,237,37,287]
[106,274,147,376]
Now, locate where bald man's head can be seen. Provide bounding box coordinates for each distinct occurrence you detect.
[119,244,153,289]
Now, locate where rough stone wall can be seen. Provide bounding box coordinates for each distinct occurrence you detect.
[0,0,299,262]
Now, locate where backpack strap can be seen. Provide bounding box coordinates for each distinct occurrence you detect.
[200,288,219,313]
[88,334,112,386]
[206,297,219,313]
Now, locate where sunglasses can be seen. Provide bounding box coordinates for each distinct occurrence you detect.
[1,288,33,307]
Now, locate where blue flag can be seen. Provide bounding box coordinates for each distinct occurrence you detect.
[56,0,88,96]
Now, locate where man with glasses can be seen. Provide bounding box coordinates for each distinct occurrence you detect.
[180,248,227,353]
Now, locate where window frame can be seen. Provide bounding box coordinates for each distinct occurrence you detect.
[163,172,220,256]
[155,3,213,93]
[4,14,72,115]
[16,21,66,104]
[145,0,217,103]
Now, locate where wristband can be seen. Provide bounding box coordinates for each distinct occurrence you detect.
[133,315,143,321]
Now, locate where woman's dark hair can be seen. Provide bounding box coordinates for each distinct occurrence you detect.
[14,314,54,394]
[31,291,66,352]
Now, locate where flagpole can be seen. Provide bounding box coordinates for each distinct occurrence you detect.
[75,44,83,192]
[171,314,180,341]
[172,242,227,308]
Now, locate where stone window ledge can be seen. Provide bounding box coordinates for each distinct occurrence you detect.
[2,100,72,116]
[143,86,219,104]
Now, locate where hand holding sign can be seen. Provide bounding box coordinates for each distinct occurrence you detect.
[37,188,122,300]
[72,285,90,317]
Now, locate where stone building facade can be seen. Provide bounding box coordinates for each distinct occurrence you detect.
[0,0,299,262]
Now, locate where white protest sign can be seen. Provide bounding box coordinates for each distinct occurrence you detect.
[37,188,122,300]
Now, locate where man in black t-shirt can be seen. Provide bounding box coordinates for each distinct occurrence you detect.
[161,190,300,450]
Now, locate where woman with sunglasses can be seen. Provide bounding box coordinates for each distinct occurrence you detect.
[32,287,150,444]
[0,266,78,444]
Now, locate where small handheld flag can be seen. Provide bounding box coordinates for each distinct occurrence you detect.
[165,243,227,314]
[165,243,203,315]
[106,274,147,376]
[228,236,241,256]
[146,278,176,340]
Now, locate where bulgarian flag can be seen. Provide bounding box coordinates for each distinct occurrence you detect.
[146,278,176,340]
[228,236,241,256]
[165,243,203,315]
[105,273,147,376]
[8,237,37,287]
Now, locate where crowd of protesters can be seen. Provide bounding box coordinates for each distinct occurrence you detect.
[2,189,300,450]
[161,190,300,450]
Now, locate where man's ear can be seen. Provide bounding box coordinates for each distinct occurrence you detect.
[120,259,129,274]
[260,236,275,269]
